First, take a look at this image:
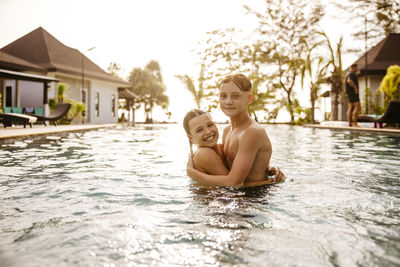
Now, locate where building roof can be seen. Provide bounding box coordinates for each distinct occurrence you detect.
[1,27,129,86]
[349,33,400,75]
[0,68,58,83]
[0,50,46,73]
[118,88,137,100]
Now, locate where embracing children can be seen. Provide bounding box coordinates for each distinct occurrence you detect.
[184,73,285,187]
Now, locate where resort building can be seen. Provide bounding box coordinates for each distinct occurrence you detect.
[345,33,400,114]
[1,27,130,124]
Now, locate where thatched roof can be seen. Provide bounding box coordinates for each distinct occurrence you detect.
[1,27,129,86]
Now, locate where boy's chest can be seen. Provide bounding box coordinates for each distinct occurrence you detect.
[223,131,240,166]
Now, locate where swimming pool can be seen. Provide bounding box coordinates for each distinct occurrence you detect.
[0,124,399,266]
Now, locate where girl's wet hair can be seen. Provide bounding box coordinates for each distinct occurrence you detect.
[183,109,206,135]
[183,109,207,156]
[220,73,252,92]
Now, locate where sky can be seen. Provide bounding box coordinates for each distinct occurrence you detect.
[0,0,360,123]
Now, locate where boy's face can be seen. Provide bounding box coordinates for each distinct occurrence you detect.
[219,81,252,117]
[188,113,219,148]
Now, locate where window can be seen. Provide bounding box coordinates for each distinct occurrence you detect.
[95,92,100,117]
[5,86,12,106]
[112,94,116,117]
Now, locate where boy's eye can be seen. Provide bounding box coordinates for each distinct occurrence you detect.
[196,128,202,133]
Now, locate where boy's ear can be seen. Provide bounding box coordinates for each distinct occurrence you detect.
[187,134,193,143]
[248,93,254,104]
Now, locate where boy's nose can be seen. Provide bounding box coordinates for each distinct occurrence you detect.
[226,96,233,104]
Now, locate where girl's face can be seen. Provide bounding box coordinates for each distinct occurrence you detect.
[188,113,219,148]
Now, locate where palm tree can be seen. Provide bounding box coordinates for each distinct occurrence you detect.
[319,31,345,121]
[176,64,206,109]
[300,40,330,123]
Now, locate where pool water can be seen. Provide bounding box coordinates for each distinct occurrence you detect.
[0,124,399,266]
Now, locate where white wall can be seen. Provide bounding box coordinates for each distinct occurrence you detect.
[89,80,118,124]
[19,80,43,108]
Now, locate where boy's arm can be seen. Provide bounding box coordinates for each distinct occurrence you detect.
[187,128,261,186]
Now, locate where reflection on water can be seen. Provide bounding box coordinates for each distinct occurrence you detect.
[0,124,399,266]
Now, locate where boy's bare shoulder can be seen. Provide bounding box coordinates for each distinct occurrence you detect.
[243,122,268,138]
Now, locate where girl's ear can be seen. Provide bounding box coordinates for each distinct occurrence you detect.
[248,93,254,104]
[187,134,194,143]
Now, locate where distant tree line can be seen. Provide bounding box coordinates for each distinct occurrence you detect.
[177,0,400,124]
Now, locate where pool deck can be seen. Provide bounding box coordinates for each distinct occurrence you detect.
[1,122,399,140]
[0,124,117,140]
[304,123,400,134]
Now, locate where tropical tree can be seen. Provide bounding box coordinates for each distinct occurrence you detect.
[128,60,169,123]
[300,40,330,123]
[247,71,281,122]
[379,65,400,102]
[336,0,400,48]
[176,62,206,109]
[244,0,325,123]
[145,60,163,82]
[196,28,281,120]
[176,74,203,109]
[107,62,122,78]
[318,32,345,121]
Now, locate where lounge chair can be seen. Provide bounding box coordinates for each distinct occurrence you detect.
[358,100,400,128]
[0,113,37,128]
[33,103,71,126]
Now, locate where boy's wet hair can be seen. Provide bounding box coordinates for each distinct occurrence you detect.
[220,73,252,92]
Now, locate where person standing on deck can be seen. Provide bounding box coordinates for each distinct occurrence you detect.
[345,64,361,127]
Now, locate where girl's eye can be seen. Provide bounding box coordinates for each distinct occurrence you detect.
[233,94,240,99]
[196,129,202,133]
[219,94,227,99]
[207,123,214,127]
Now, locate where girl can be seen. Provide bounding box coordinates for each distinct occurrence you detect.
[183,109,229,176]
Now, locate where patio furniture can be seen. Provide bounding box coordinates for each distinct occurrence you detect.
[33,103,71,126]
[24,107,34,114]
[3,107,12,113]
[11,107,23,114]
[358,100,400,128]
[34,107,44,116]
[0,113,37,128]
